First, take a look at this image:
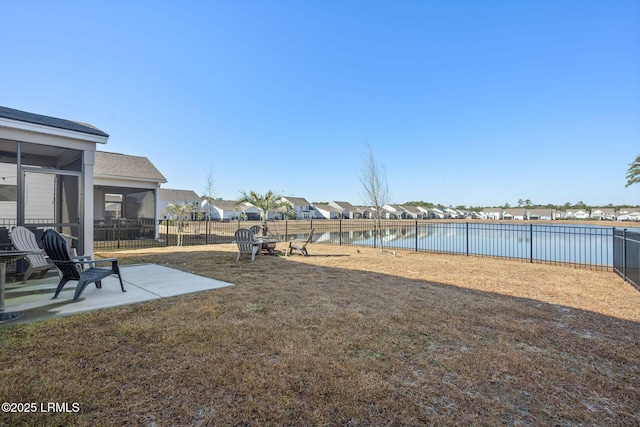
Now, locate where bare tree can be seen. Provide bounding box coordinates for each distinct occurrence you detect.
[359,143,390,251]
[201,167,217,220]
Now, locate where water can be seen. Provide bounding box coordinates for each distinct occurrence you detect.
[315,223,617,267]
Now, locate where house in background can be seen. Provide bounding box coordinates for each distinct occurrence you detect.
[0,106,110,256]
[591,208,616,220]
[482,207,502,220]
[94,151,167,238]
[526,209,556,220]
[329,201,359,219]
[204,199,260,221]
[400,205,428,219]
[313,204,343,219]
[158,188,201,220]
[281,196,316,219]
[503,208,526,220]
[382,204,407,219]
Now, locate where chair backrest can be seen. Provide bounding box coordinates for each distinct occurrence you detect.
[42,229,81,280]
[10,226,49,268]
[303,228,314,245]
[235,228,257,254]
[249,225,261,236]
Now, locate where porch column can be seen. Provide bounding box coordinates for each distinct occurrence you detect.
[83,150,96,258]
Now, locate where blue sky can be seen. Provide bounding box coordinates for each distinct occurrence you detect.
[1,1,639,207]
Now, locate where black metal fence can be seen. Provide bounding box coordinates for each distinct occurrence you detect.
[91,219,632,273]
[613,228,640,290]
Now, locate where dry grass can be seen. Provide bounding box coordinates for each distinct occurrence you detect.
[1,243,639,426]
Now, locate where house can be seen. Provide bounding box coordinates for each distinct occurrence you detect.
[526,209,556,220]
[502,209,526,220]
[482,208,502,220]
[281,196,316,219]
[0,106,110,256]
[401,205,428,219]
[312,204,343,219]
[590,208,616,220]
[204,199,259,221]
[422,207,445,219]
[354,206,373,219]
[94,151,167,237]
[329,201,359,219]
[471,211,486,219]
[574,210,590,220]
[382,204,408,219]
[159,189,201,220]
[444,208,459,219]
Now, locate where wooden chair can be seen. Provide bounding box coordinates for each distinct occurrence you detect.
[249,225,261,236]
[287,228,314,256]
[10,226,58,283]
[42,229,126,301]
[235,228,260,261]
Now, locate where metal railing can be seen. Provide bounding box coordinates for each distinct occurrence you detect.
[613,228,640,290]
[90,219,627,273]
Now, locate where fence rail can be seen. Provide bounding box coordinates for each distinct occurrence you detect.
[613,228,640,290]
[88,219,640,277]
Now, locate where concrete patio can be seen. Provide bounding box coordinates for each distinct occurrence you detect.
[1,264,234,325]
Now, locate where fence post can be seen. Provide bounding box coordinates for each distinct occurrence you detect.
[339,220,342,246]
[415,221,418,251]
[530,224,533,263]
[623,228,627,280]
[285,220,288,240]
[466,222,469,256]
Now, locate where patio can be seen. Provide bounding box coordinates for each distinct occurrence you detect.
[1,264,234,324]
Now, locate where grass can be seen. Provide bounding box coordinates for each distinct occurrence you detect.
[1,243,639,426]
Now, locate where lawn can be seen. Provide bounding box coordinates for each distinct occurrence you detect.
[1,243,639,426]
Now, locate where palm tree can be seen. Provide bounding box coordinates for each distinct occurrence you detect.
[161,202,198,246]
[236,190,294,233]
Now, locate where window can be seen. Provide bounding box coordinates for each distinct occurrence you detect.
[0,184,17,202]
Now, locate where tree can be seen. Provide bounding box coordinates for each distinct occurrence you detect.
[517,199,524,207]
[236,190,294,234]
[161,202,199,246]
[359,143,390,252]
[201,167,217,220]
[625,155,640,188]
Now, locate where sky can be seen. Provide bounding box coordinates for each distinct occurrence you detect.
[1,1,639,208]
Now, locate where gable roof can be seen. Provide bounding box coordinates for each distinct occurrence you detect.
[282,196,311,206]
[0,106,109,137]
[313,204,343,213]
[159,188,201,203]
[208,200,254,211]
[330,201,358,211]
[94,151,167,183]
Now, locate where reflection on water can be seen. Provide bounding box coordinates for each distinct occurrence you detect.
[312,223,614,267]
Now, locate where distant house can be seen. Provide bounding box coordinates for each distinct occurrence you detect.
[482,208,502,220]
[159,188,201,220]
[574,210,590,220]
[401,205,428,219]
[382,204,408,219]
[313,204,343,219]
[591,208,615,220]
[503,208,526,220]
[205,199,260,221]
[444,208,459,219]
[355,206,373,219]
[526,209,556,220]
[424,207,445,219]
[329,201,359,219]
[281,196,316,219]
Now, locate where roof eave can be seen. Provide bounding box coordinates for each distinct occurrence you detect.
[0,117,109,144]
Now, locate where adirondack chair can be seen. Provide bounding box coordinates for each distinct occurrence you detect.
[10,226,58,283]
[235,228,260,261]
[249,225,262,236]
[287,228,314,256]
[42,229,126,301]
